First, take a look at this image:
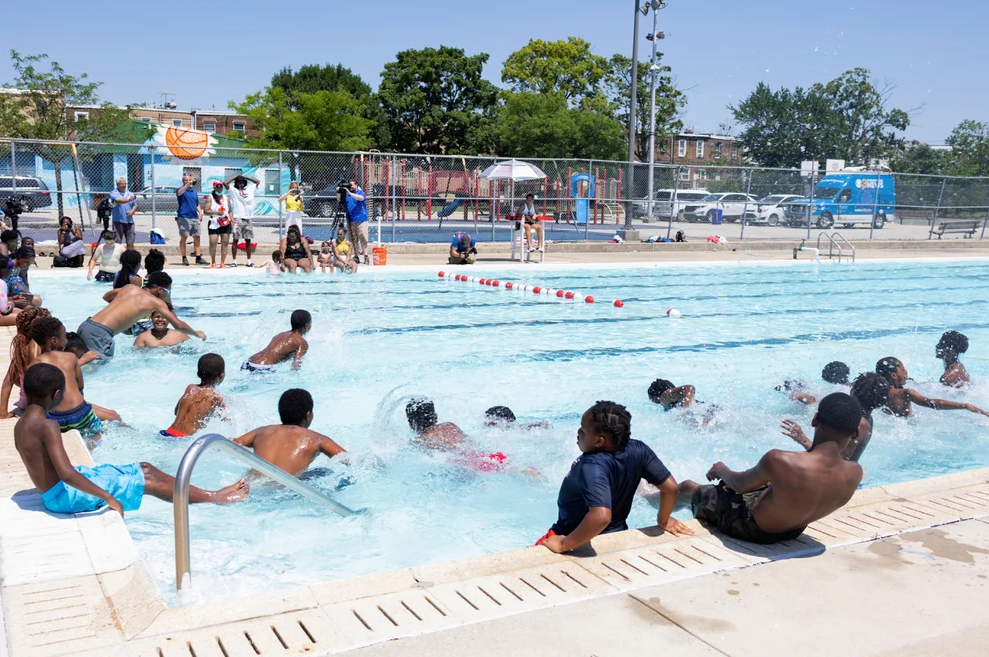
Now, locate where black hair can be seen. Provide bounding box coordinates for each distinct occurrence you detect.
[23,362,65,399]
[0,255,9,271]
[406,398,438,433]
[114,249,142,288]
[65,332,86,354]
[59,216,73,227]
[937,331,969,358]
[525,193,534,199]
[290,309,311,331]
[101,230,116,241]
[821,361,850,385]
[485,406,516,423]
[774,380,803,393]
[197,353,225,383]
[587,401,632,450]
[15,246,34,260]
[278,388,313,425]
[0,230,17,243]
[816,392,864,435]
[30,316,64,346]
[850,373,890,415]
[875,357,901,382]
[144,249,166,274]
[146,271,172,289]
[647,378,675,404]
[272,250,282,262]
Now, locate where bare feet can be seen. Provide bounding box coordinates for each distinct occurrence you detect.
[212,479,250,504]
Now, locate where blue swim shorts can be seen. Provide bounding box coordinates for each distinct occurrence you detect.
[40,463,146,514]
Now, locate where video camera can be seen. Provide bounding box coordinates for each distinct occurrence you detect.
[2,196,27,232]
[336,179,351,200]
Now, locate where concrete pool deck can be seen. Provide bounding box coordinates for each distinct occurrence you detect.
[3,259,989,656]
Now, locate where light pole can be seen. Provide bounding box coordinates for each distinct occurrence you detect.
[625,1,647,233]
[645,1,666,220]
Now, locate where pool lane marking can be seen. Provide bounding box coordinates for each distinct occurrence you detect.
[438,271,623,307]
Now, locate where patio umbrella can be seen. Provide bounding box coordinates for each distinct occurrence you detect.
[479,160,547,219]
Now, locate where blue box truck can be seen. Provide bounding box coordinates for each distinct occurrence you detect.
[784,173,895,229]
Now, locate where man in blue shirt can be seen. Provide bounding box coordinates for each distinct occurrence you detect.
[343,179,368,262]
[175,172,206,266]
[109,178,137,249]
[449,232,476,265]
[537,401,692,553]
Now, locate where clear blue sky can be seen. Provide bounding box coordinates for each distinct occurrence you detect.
[3,0,984,143]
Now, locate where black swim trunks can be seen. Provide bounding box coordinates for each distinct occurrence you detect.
[690,482,805,544]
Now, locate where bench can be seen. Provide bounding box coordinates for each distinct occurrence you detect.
[896,209,934,226]
[933,220,981,239]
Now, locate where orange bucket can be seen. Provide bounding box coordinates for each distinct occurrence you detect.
[372,246,388,266]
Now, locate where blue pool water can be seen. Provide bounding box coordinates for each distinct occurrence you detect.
[33,259,989,604]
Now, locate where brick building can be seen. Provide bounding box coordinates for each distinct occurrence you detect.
[65,106,256,137]
[653,132,744,188]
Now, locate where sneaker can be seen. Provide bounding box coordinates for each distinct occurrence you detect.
[228,262,238,268]
[246,261,255,268]
[182,256,189,266]
[195,255,207,265]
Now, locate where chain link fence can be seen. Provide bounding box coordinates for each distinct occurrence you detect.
[1,138,987,251]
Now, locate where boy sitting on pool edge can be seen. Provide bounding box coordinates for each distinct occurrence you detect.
[14,363,248,517]
[537,401,692,554]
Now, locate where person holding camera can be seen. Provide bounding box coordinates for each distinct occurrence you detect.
[109,178,137,249]
[225,174,261,267]
[176,172,206,266]
[204,182,232,268]
[57,217,85,266]
[279,181,304,233]
[449,232,477,265]
[342,179,368,262]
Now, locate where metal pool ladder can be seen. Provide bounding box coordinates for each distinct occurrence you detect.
[816,232,856,263]
[173,433,356,591]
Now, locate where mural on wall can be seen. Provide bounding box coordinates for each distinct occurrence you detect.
[153,126,218,162]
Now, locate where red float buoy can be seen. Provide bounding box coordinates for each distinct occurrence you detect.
[506,282,514,289]
[613,300,624,308]
[565,291,575,299]
[493,280,500,287]
[556,290,564,298]
[438,271,445,278]
[533,287,542,294]
[585,296,595,303]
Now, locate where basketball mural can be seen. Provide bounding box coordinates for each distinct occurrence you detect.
[153,126,217,161]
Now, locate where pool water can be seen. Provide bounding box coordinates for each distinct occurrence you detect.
[33,259,989,605]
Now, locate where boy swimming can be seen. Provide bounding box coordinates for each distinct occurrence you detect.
[242,309,311,372]
[30,317,120,437]
[161,354,226,438]
[134,310,191,348]
[14,363,247,517]
[876,357,989,418]
[537,401,691,553]
[233,388,346,476]
[936,331,970,388]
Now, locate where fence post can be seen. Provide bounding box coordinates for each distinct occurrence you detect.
[740,169,753,241]
[869,169,882,241]
[667,166,680,240]
[150,145,157,232]
[277,151,284,241]
[928,178,947,240]
[806,167,817,241]
[9,141,17,203]
[982,197,989,240]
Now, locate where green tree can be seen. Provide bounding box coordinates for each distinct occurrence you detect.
[379,46,497,154]
[501,38,609,105]
[890,142,949,175]
[0,50,147,216]
[604,54,684,160]
[270,63,389,148]
[944,120,989,176]
[496,92,625,160]
[730,69,910,168]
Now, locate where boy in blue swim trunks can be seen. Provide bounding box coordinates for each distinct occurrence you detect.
[13,363,249,516]
[30,316,120,437]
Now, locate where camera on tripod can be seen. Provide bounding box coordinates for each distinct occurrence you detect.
[336,179,351,200]
[1,196,27,232]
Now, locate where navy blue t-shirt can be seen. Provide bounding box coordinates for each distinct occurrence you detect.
[551,439,671,536]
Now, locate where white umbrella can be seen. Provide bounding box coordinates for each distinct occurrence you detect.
[480,160,547,219]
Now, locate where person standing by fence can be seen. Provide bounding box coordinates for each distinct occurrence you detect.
[176,172,206,267]
[109,178,137,250]
[204,182,232,268]
[344,179,368,263]
[280,182,304,233]
[227,174,260,268]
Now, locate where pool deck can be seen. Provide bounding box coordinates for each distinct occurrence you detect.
[3,257,989,656]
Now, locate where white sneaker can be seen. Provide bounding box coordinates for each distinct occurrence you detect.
[246,260,255,268]
[228,262,239,268]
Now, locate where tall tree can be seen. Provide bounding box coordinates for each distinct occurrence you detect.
[944,120,989,176]
[730,69,910,168]
[270,63,389,148]
[604,54,685,160]
[501,38,609,105]
[0,50,146,216]
[496,92,625,160]
[890,142,949,175]
[379,46,497,155]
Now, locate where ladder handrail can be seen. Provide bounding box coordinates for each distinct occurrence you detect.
[815,232,856,263]
[173,433,356,591]
[832,232,855,262]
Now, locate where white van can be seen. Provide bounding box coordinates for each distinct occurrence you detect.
[631,189,711,222]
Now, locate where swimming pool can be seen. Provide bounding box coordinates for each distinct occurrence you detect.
[33,258,989,605]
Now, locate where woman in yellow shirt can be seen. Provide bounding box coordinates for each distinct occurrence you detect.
[279,181,304,233]
[331,227,358,274]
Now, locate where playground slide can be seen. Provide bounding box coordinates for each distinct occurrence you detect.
[437,198,464,218]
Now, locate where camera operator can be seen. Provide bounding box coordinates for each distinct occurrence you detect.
[109,178,137,249]
[342,179,368,262]
[176,172,206,266]
[449,232,477,265]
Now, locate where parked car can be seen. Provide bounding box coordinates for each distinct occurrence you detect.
[306,186,347,218]
[683,193,759,223]
[134,186,179,213]
[630,189,711,221]
[784,173,895,229]
[748,194,803,226]
[0,176,52,211]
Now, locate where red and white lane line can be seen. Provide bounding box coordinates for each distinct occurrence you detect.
[437,271,625,308]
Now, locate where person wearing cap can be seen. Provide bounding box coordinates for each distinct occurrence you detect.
[449,232,476,265]
[176,172,206,267]
[109,178,137,249]
[224,173,261,267]
[204,182,232,268]
[87,231,125,283]
[5,247,42,307]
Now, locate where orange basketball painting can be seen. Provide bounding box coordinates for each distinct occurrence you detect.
[164,127,210,160]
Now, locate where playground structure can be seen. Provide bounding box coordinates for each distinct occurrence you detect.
[351,156,628,226]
